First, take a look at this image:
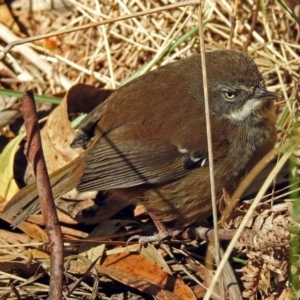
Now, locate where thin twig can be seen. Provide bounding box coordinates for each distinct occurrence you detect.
[242,0,260,52]
[228,15,236,49]
[21,91,64,300]
[0,0,200,60]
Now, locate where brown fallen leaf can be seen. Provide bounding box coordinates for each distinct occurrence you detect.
[102,251,196,300]
[24,83,113,181]
[17,221,49,243]
[68,258,196,300]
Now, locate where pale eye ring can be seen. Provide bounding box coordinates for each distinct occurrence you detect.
[224,91,237,100]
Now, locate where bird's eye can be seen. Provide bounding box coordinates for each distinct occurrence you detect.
[224,91,237,101]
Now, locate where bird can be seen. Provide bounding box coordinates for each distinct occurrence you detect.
[2,49,279,231]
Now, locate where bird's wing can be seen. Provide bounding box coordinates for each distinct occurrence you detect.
[77,124,207,192]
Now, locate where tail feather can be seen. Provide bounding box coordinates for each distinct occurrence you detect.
[1,156,86,227]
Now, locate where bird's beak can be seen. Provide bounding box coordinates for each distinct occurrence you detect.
[256,87,281,100]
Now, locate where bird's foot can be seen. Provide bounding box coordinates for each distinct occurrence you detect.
[127,228,183,245]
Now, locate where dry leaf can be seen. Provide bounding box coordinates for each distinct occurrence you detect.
[102,251,196,300]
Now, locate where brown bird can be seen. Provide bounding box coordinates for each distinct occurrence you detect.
[2,50,279,230]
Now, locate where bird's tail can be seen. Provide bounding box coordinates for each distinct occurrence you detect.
[1,155,86,227]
